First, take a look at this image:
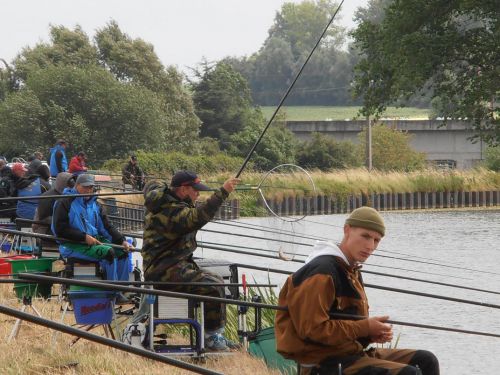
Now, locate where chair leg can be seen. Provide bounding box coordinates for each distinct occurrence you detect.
[7,304,27,342]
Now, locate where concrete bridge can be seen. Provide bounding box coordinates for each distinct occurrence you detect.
[286,119,485,169]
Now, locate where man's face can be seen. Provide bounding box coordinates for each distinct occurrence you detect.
[342,225,382,264]
[180,185,200,203]
[76,184,94,199]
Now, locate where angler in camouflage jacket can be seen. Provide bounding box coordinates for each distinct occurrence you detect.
[141,170,239,332]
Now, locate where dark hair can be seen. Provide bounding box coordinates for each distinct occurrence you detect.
[77,151,86,158]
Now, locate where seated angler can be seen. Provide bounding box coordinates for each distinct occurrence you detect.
[52,173,131,287]
[140,170,240,350]
[275,207,439,375]
[12,162,50,220]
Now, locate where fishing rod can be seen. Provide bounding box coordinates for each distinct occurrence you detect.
[0,191,143,202]
[329,312,500,340]
[227,262,500,305]
[210,220,330,242]
[199,242,470,280]
[106,213,500,278]
[111,232,467,280]
[0,278,275,288]
[200,244,484,292]
[235,0,345,177]
[213,219,469,271]
[18,273,500,340]
[201,242,453,283]
[0,228,140,253]
[201,227,500,276]
[0,304,221,375]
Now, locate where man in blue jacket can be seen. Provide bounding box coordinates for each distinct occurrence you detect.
[49,139,68,177]
[52,174,131,285]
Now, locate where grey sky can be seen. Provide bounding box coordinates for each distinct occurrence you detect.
[1,0,368,73]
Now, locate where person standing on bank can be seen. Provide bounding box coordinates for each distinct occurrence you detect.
[49,139,68,177]
[122,155,144,190]
[141,170,240,350]
[275,207,439,375]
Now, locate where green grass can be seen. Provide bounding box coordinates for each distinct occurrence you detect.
[260,106,431,121]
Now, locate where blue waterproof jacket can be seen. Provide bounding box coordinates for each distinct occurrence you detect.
[16,177,42,220]
[49,144,68,177]
[51,188,118,256]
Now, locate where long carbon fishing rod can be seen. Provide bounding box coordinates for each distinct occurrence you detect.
[0,278,274,288]
[199,244,495,295]
[0,191,142,202]
[18,273,500,340]
[211,220,330,242]
[0,228,139,253]
[235,0,345,177]
[111,232,467,280]
[216,219,472,269]
[199,241,471,280]
[0,304,221,375]
[110,214,499,276]
[329,312,500,340]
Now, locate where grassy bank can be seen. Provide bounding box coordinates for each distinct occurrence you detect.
[0,283,278,375]
[260,106,431,121]
[211,168,500,216]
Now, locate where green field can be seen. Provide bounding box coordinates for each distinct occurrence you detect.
[260,106,430,121]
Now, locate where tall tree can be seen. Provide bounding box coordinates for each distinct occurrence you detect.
[191,61,255,145]
[352,0,500,145]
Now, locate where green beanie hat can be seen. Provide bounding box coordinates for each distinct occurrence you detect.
[345,206,385,236]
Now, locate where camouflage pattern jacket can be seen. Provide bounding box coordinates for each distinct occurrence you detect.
[142,182,228,277]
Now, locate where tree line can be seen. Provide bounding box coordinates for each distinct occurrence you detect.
[0,0,497,173]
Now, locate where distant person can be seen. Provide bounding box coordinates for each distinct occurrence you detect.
[27,153,50,183]
[68,151,88,176]
[275,207,440,375]
[11,163,50,220]
[33,172,74,241]
[49,139,68,177]
[0,159,16,219]
[122,155,144,190]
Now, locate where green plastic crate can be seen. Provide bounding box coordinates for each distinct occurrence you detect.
[248,326,297,375]
[8,258,56,299]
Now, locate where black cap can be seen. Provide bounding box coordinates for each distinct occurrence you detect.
[130,154,137,161]
[170,170,211,191]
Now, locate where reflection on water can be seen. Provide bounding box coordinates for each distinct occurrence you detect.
[199,209,500,375]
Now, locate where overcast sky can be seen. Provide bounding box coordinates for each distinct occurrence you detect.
[1,0,368,74]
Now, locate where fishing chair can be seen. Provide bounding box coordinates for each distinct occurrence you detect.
[145,292,205,356]
[57,259,120,345]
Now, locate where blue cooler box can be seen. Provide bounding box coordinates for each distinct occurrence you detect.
[69,291,116,324]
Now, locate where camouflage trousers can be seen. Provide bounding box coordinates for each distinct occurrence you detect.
[145,259,226,331]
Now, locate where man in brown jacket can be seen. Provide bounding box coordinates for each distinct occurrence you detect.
[275,207,439,375]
